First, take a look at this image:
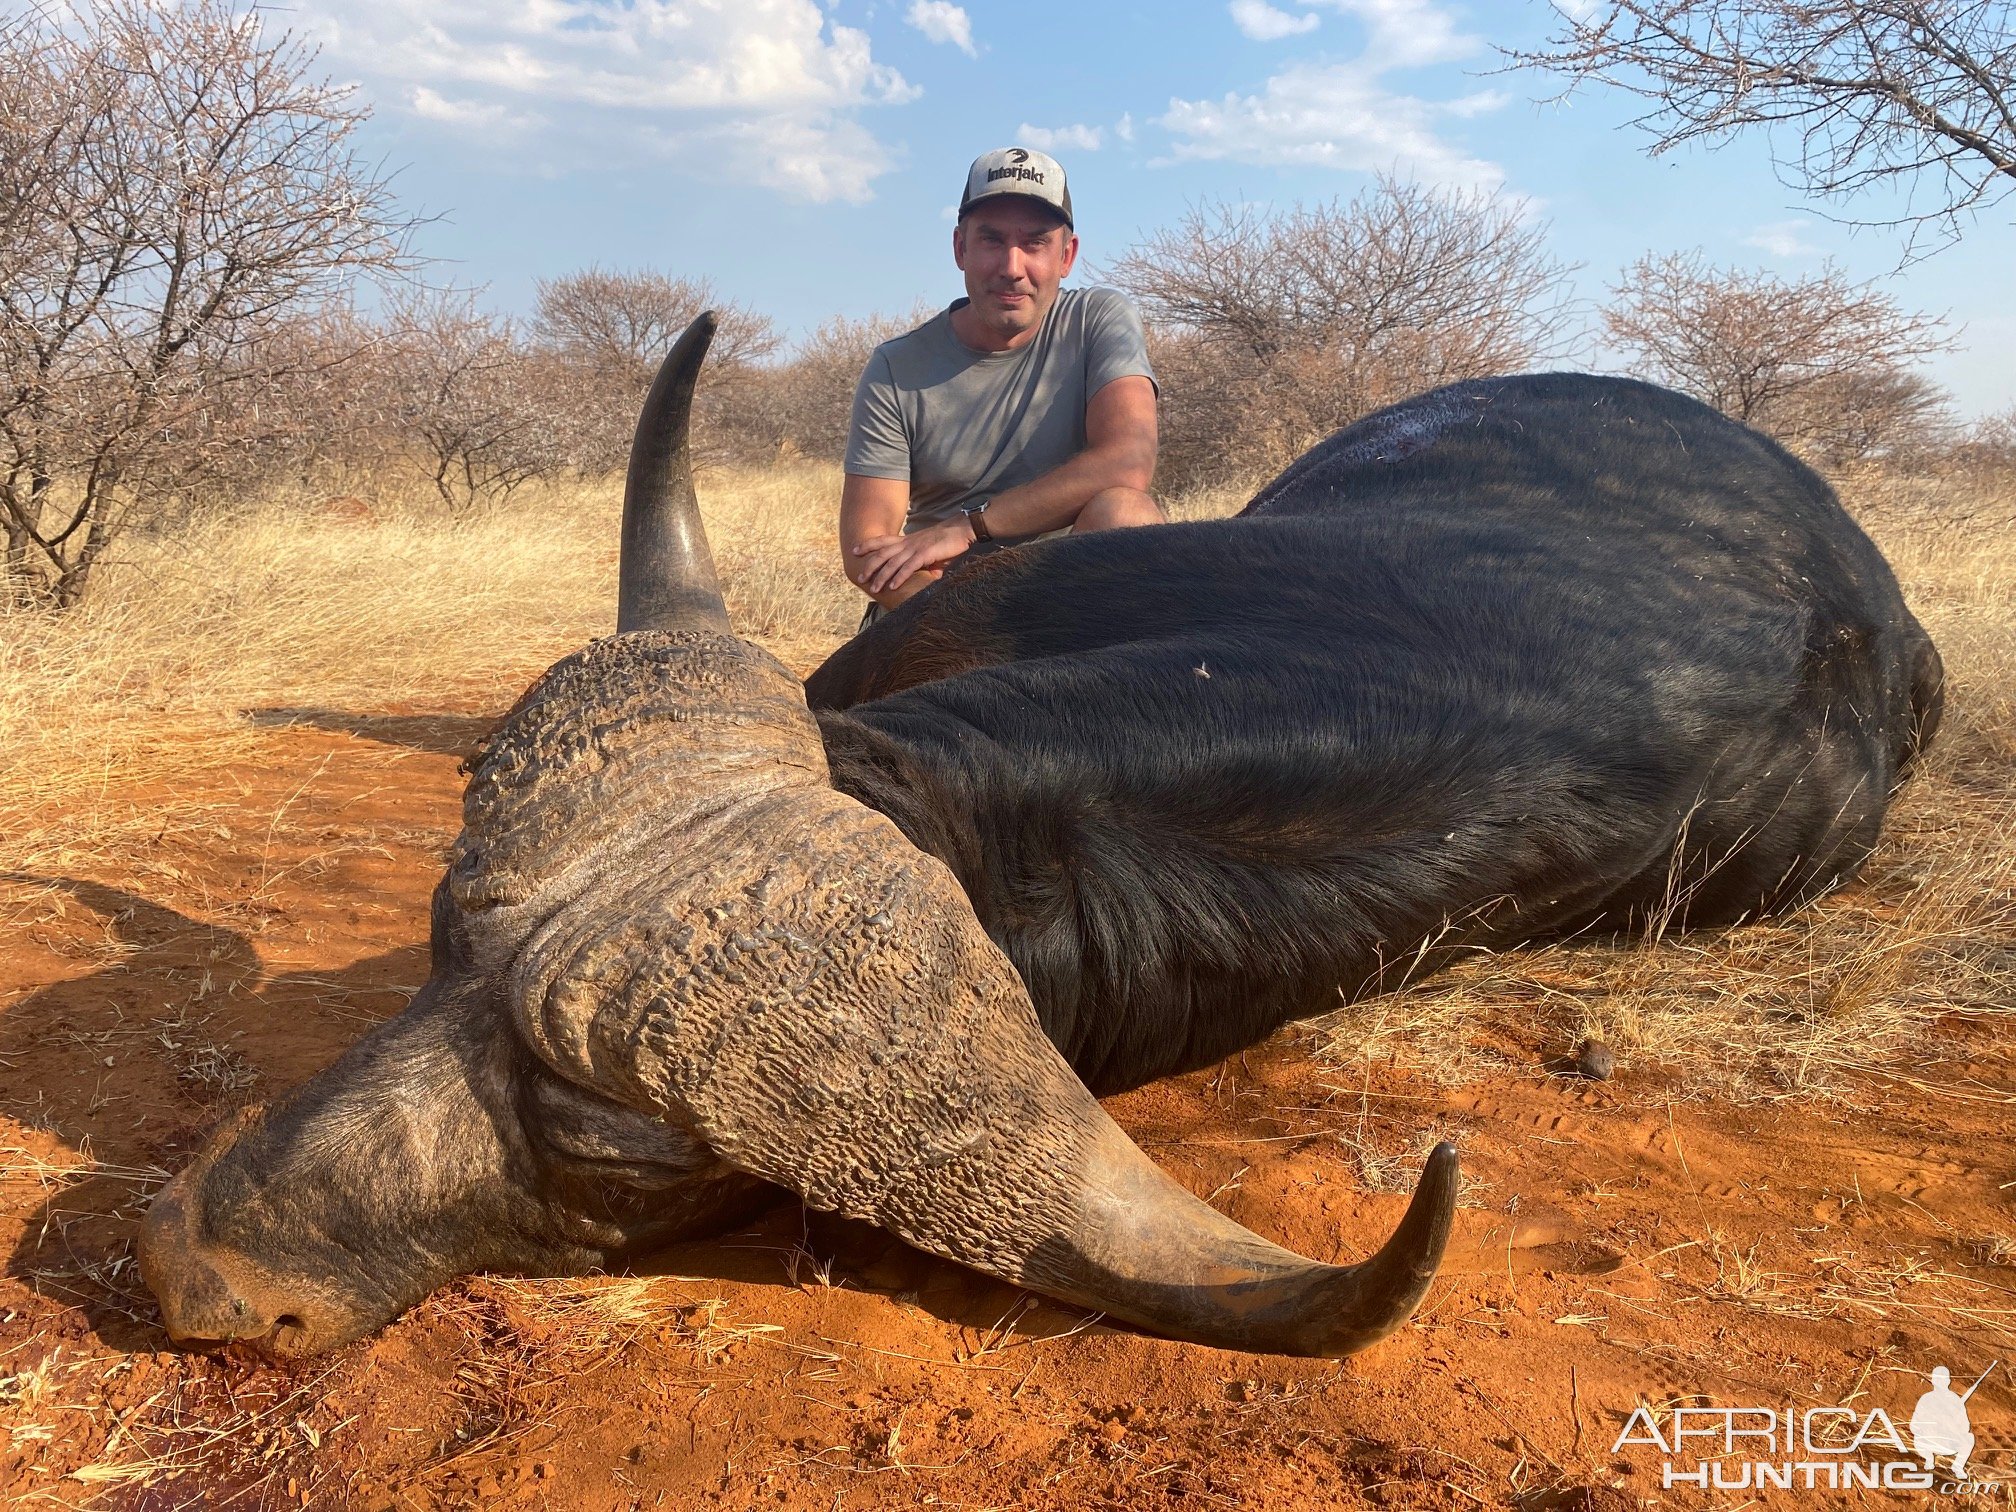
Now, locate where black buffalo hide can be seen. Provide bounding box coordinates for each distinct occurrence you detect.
[806,375,1942,1096]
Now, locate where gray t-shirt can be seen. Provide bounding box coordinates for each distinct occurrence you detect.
[845,287,1155,546]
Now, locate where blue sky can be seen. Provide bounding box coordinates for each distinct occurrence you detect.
[299,0,2015,417]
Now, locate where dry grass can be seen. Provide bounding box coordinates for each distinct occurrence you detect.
[0,459,857,876]
[482,1275,787,1369]
[1163,477,1256,522]
[1313,470,2016,1103]
[25,1277,789,1501]
[58,1365,344,1499]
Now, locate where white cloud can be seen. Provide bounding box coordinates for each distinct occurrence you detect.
[409,85,529,133]
[704,111,897,204]
[1442,88,1510,117]
[1744,220,1824,258]
[905,0,977,57]
[1017,122,1103,152]
[1160,0,1503,187]
[300,0,918,202]
[1159,62,1504,186]
[1115,111,1136,143]
[1230,0,1320,40]
[1309,0,1477,67]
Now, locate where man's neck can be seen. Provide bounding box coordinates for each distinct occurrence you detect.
[949,297,1053,354]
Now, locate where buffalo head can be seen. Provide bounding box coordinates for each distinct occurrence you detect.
[139,315,1458,1359]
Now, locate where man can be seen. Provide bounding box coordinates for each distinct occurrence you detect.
[1910,1365,1978,1476]
[841,147,1162,620]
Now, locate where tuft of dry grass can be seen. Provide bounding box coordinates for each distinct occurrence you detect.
[484,1275,786,1366]
[1163,477,1256,523]
[0,459,857,875]
[55,1360,346,1498]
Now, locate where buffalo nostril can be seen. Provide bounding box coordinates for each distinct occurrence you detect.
[269,1315,311,1353]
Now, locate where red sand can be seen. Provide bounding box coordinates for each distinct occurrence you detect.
[2,709,2009,1509]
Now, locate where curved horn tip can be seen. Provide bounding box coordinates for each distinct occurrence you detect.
[1308,1139,1459,1359]
[1413,1140,1459,1249]
[1416,1141,1459,1212]
[1379,1139,1460,1281]
[665,310,718,368]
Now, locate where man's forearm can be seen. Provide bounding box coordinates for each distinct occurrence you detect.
[841,473,930,607]
[980,439,1153,539]
[873,567,941,610]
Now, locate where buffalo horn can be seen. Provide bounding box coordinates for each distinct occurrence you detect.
[1044,1120,1457,1355]
[616,311,732,635]
[846,1001,1461,1357]
[512,529,1457,1355]
[512,777,1460,1357]
[728,982,1461,1357]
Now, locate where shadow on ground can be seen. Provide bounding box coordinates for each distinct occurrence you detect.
[247,707,500,759]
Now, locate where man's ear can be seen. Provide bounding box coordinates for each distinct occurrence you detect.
[1059,231,1080,278]
[952,221,968,271]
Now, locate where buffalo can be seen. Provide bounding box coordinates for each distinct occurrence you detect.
[139,313,1941,1360]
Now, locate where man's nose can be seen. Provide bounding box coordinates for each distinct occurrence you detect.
[1003,246,1028,282]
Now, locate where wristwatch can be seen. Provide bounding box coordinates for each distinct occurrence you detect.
[961,497,993,542]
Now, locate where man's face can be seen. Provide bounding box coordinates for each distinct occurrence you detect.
[953,198,1079,343]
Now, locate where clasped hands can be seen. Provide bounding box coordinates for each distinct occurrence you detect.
[851,514,979,597]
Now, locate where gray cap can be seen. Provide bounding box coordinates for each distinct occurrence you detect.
[958,147,1073,227]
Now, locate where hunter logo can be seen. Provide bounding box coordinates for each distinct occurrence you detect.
[1610,1361,2001,1494]
[988,161,1046,186]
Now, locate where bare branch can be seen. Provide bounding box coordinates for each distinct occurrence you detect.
[1106,178,1581,489]
[1510,0,2016,248]
[0,0,419,607]
[526,267,781,472]
[367,290,572,513]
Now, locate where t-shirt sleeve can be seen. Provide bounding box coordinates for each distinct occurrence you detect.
[843,348,911,480]
[1083,289,1157,398]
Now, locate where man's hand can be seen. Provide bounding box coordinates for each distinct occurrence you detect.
[851,516,977,596]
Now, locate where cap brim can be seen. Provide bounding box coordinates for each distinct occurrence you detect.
[958,188,1073,227]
